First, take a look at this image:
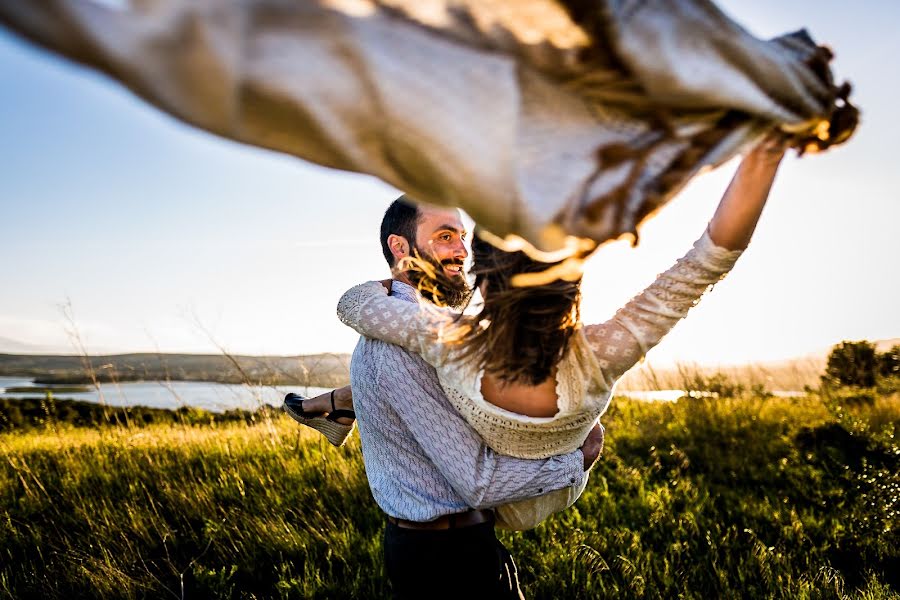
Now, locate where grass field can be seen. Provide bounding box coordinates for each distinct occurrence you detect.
[1,387,898,599]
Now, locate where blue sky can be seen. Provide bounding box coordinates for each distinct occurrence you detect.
[1,1,898,364]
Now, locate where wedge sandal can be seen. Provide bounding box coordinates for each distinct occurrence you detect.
[283,391,356,447]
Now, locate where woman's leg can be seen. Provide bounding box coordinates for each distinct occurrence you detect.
[290,385,355,425]
[283,385,356,447]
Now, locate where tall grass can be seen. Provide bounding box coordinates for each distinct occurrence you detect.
[1,420,385,599]
[1,388,898,598]
[618,358,826,392]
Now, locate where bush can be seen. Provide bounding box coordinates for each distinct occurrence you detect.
[677,369,746,398]
[0,397,272,432]
[880,345,900,378]
[823,341,880,388]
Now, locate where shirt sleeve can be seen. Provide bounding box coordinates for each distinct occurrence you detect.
[374,359,587,509]
[337,281,454,365]
[582,230,743,387]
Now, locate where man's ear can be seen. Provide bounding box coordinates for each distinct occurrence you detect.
[387,234,410,262]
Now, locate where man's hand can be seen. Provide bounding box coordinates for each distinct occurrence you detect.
[580,422,605,471]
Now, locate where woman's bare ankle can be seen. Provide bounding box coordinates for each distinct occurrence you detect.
[302,391,332,415]
[332,386,354,412]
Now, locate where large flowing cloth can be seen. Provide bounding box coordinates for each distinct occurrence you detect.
[0,0,857,255]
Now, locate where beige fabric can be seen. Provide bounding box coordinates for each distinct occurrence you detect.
[495,461,590,531]
[338,229,742,528]
[0,0,854,253]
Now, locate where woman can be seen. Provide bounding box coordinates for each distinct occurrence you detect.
[301,135,788,529]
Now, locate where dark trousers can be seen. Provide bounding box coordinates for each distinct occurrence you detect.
[384,520,524,599]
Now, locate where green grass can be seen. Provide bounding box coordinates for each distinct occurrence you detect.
[1,389,898,599]
[0,396,274,432]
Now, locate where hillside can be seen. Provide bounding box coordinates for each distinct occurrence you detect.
[2,338,896,392]
[0,352,351,388]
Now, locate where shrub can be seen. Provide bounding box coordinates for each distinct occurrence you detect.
[880,345,900,378]
[823,341,880,388]
[676,368,745,398]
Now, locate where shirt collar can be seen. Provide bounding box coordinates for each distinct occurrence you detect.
[390,280,419,304]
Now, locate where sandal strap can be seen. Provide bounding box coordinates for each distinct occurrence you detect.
[328,389,354,420]
[327,409,356,421]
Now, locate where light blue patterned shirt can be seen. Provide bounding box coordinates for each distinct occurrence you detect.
[349,280,585,521]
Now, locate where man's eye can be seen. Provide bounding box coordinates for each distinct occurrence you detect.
[440,234,452,241]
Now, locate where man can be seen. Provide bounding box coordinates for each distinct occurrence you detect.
[287,196,604,599]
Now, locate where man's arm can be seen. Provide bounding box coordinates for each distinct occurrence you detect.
[314,387,604,473]
[380,368,593,509]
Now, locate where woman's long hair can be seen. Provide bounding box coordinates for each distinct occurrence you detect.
[456,234,582,386]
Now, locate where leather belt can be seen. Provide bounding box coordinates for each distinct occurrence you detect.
[387,509,495,530]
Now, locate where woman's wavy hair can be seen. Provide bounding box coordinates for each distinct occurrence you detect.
[456,233,583,386]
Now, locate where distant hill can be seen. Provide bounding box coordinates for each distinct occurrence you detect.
[2,338,896,391]
[0,352,351,388]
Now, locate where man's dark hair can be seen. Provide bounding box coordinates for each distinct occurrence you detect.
[380,196,420,267]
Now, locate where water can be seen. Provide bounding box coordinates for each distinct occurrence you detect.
[0,376,808,412]
[0,376,331,413]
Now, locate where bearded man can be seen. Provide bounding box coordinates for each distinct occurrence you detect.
[285,196,603,599]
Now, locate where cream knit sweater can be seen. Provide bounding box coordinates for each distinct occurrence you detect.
[337,230,742,528]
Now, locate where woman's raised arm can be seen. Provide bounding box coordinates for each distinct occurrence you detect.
[708,135,788,250]
[582,136,787,387]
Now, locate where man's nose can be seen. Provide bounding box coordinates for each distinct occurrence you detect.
[452,238,468,260]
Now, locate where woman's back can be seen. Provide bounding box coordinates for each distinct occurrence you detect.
[480,371,560,418]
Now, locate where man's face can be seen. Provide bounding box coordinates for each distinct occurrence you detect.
[414,207,469,282]
[406,207,472,308]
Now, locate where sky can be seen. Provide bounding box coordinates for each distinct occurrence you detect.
[1,1,898,365]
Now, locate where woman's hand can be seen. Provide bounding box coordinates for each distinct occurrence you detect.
[746,132,791,165]
[580,422,605,471]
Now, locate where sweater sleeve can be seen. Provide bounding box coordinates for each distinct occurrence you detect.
[582,230,743,387]
[337,281,455,365]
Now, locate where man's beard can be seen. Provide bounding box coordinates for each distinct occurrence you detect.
[402,247,473,309]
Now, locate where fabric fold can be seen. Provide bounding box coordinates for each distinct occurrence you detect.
[0,0,857,254]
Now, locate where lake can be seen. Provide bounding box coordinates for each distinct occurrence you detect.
[0,376,331,413]
[0,376,805,412]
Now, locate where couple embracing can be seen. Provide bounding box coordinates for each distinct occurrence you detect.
[286,137,787,599]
